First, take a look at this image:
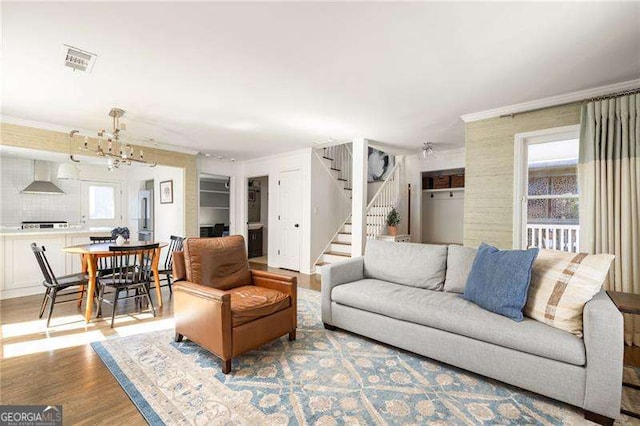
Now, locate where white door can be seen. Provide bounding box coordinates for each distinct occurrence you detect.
[278,169,302,271]
[80,181,123,228]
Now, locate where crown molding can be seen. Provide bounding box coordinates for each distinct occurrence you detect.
[460,78,640,123]
[0,115,200,155]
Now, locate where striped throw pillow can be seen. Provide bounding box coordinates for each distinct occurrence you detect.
[524,249,614,337]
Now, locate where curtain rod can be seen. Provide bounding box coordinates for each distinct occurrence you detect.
[500,86,640,118]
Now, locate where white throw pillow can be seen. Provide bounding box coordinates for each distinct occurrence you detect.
[524,249,614,337]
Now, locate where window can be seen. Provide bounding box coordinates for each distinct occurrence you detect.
[514,126,580,252]
[89,185,115,219]
[526,140,579,251]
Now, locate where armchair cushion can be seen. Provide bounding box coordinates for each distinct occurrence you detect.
[228,286,290,326]
[183,236,252,290]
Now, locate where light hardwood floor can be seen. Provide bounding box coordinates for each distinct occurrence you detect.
[0,263,320,425]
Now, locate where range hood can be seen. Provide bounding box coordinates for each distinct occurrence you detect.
[21,161,65,195]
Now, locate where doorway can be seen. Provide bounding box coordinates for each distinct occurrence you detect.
[199,173,231,238]
[247,176,268,263]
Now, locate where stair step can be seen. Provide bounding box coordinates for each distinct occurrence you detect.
[335,233,351,243]
[325,251,350,257]
[330,167,341,172]
[330,242,351,254]
[322,252,352,264]
[337,178,347,182]
[344,188,352,191]
[322,156,334,161]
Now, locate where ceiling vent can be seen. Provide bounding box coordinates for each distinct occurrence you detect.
[62,44,97,72]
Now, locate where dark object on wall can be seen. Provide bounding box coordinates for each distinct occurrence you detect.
[432,176,451,189]
[422,168,465,190]
[451,175,465,188]
[368,147,395,182]
[160,180,173,204]
[248,228,263,258]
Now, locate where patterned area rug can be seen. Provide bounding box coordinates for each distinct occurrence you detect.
[92,288,640,425]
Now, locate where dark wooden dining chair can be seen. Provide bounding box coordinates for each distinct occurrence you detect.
[89,236,116,276]
[97,243,159,328]
[155,235,184,295]
[31,243,90,327]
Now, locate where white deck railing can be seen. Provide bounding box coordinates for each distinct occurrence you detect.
[366,160,401,238]
[527,224,580,253]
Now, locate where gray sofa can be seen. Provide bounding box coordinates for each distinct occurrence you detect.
[321,239,623,424]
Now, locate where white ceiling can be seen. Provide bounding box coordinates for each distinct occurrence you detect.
[2,2,639,160]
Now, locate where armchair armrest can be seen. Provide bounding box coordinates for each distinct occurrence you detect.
[321,256,364,324]
[173,280,232,359]
[583,289,623,419]
[251,270,297,329]
[172,251,187,282]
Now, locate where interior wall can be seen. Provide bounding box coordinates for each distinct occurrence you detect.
[310,152,351,267]
[463,103,581,249]
[421,190,464,244]
[127,165,185,249]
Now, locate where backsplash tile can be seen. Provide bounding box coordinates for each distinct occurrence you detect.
[0,158,81,225]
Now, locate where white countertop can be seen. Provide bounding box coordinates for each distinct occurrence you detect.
[0,227,113,237]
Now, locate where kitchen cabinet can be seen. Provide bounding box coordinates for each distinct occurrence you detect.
[248,228,263,258]
[0,230,110,300]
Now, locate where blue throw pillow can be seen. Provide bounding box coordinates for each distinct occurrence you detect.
[462,243,539,321]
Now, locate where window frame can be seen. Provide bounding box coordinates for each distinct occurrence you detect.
[513,125,580,249]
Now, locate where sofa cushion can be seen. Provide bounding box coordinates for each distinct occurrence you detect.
[443,245,477,293]
[331,279,585,366]
[183,236,252,290]
[364,239,447,290]
[228,285,290,326]
[462,243,539,321]
[524,249,614,337]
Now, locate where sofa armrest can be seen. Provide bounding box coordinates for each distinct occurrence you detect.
[321,256,364,324]
[583,289,623,419]
[251,270,297,329]
[173,280,232,359]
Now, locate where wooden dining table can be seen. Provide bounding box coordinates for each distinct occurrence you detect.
[62,241,168,322]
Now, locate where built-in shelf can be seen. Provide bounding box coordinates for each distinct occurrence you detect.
[422,188,465,193]
[200,206,230,209]
[200,189,230,194]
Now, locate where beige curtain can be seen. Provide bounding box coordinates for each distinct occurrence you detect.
[578,93,640,345]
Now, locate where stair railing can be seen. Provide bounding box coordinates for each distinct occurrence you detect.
[324,143,352,192]
[365,159,402,238]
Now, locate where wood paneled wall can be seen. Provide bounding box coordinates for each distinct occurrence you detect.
[0,122,198,237]
[463,104,581,249]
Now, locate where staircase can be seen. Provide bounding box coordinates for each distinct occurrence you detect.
[314,150,402,273]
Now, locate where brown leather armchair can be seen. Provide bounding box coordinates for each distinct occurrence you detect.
[172,235,297,374]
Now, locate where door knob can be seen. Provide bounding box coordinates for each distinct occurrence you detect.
[294,224,299,228]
